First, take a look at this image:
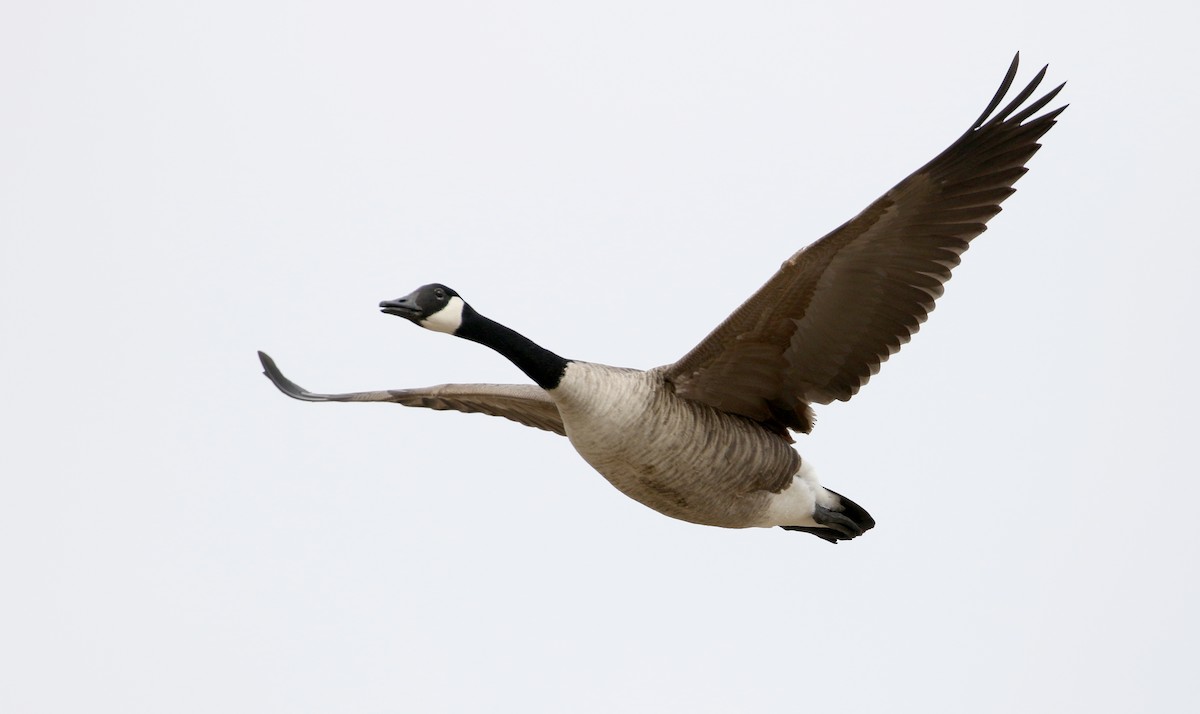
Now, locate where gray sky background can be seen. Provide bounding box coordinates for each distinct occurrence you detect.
[4,2,1197,712]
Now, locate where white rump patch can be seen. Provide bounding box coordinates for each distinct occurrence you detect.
[420,296,466,334]
[757,458,835,527]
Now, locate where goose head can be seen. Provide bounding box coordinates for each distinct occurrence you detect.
[380,283,467,335]
[379,282,569,390]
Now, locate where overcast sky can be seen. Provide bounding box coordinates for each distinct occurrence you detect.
[3,2,1198,712]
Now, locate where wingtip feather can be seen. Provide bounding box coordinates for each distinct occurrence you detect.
[257,350,326,402]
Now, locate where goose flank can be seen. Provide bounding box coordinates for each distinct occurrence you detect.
[259,55,1065,543]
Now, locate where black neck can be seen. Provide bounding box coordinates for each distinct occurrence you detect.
[455,305,569,390]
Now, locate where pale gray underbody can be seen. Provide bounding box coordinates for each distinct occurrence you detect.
[552,362,808,528]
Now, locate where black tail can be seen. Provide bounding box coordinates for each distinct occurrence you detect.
[780,490,876,544]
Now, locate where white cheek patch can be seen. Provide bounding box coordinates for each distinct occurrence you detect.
[420,296,466,334]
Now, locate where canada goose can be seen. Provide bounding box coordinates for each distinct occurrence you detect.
[260,55,1064,543]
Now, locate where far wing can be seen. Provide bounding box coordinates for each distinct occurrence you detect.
[258,351,566,436]
[665,55,1065,433]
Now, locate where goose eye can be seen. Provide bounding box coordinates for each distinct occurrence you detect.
[434,289,445,300]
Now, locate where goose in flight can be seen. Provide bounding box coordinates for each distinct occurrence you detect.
[259,55,1064,542]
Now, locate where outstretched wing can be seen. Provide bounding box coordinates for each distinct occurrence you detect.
[665,54,1065,433]
[258,351,566,436]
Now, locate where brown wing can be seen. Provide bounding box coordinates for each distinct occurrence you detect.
[258,351,566,435]
[665,55,1065,433]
